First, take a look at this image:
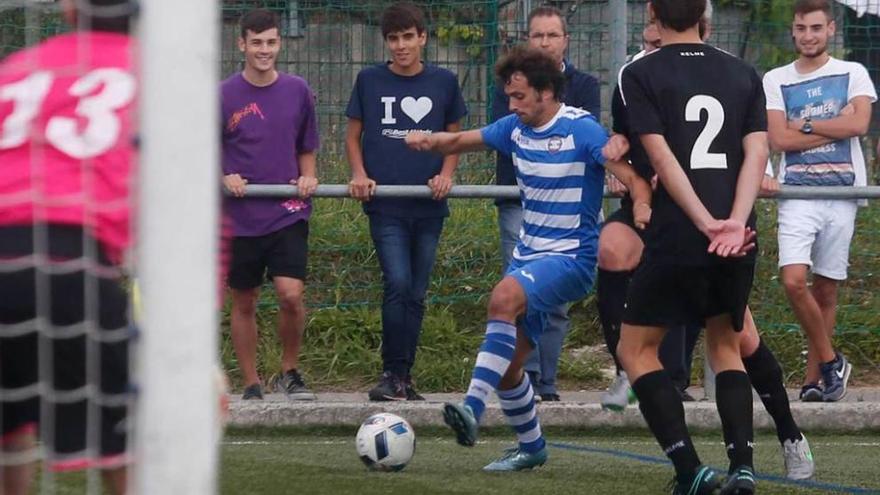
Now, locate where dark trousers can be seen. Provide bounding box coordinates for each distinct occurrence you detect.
[368,214,444,378]
[660,324,702,393]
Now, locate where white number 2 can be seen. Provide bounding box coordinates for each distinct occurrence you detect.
[0,68,135,159]
[685,95,727,170]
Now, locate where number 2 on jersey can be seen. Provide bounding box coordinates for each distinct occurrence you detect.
[686,95,727,170]
[0,68,135,159]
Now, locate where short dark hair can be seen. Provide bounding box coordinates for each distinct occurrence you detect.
[527,6,568,35]
[240,9,280,39]
[381,2,426,39]
[793,0,834,20]
[78,0,137,33]
[650,0,706,32]
[495,45,565,100]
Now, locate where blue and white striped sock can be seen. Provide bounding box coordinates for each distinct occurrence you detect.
[463,320,517,422]
[498,373,545,454]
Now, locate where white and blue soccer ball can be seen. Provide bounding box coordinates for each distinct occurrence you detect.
[355,412,416,471]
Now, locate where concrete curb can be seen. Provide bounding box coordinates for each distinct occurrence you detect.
[228,389,880,431]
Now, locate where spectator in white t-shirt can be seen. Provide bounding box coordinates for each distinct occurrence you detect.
[763,0,876,403]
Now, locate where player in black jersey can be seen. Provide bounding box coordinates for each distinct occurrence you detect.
[605,4,815,484]
[616,0,768,493]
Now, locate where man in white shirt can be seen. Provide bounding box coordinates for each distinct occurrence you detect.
[763,0,876,402]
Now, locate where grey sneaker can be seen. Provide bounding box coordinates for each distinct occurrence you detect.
[277,369,316,401]
[783,434,815,480]
[241,383,263,400]
[601,371,637,411]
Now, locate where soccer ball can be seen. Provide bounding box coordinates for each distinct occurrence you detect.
[355,413,416,471]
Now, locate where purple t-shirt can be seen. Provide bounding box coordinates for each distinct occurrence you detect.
[221,73,319,237]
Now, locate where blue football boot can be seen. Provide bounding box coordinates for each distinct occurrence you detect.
[482,447,548,472]
[442,402,478,447]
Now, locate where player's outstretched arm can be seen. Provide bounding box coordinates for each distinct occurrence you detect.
[605,158,652,229]
[788,96,872,141]
[602,133,630,162]
[405,129,487,155]
[640,134,715,234]
[767,110,834,152]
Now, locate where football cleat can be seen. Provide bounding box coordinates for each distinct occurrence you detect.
[442,402,479,447]
[720,465,756,495]
[670,465,724,495]
[482,447,547,472]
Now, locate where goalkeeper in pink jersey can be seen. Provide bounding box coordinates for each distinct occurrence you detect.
[0,1,137,493]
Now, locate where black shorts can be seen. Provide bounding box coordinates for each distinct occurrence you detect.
[0,225,130,468]
[602,202,647,243]
[622,260,755,332]
[228,220,309,290]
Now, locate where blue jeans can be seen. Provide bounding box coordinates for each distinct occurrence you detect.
[498,202,571,396]
[368,214,445,378]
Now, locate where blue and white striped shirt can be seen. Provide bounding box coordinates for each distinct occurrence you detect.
[481,105,607,261]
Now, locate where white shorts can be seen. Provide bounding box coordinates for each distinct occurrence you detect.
[777,199,858,280]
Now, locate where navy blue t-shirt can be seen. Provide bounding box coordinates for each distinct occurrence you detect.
[347,63,468,218]
[492,61,600,205]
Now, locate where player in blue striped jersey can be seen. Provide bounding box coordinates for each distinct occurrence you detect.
[406,46,651,471]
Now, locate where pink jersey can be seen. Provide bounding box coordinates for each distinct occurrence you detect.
[0,32,136,264]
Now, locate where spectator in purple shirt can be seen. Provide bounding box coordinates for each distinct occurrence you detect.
[221,9,319,401]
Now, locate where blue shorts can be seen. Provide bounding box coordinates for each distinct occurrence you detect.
[506,254,595,345]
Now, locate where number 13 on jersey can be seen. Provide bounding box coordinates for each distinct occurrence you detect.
[0,68,136,159]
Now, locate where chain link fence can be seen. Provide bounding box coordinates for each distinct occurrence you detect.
[2,0,878,382]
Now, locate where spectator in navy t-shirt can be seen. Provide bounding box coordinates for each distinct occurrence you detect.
[345,1,468,401]
[221,9,319,401]
[491,6,600,402]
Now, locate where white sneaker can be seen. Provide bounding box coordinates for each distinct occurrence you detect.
[601,371,636,412]
[783,434,815,480]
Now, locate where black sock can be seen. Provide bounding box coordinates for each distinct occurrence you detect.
[631,370,701,482]
[744,340,801,444]
[596,269,631,373]
[715,370,754,472]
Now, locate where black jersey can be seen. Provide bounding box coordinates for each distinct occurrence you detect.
[619,43,766,265]
[611,80,653,212]
[612,83,653,183]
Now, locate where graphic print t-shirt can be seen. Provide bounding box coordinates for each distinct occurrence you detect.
[763,57,876,187]
[480,105,608,262]
[221,73,319,237]
[346,63,467,218]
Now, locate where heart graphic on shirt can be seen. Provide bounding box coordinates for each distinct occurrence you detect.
[400,96,433,124]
